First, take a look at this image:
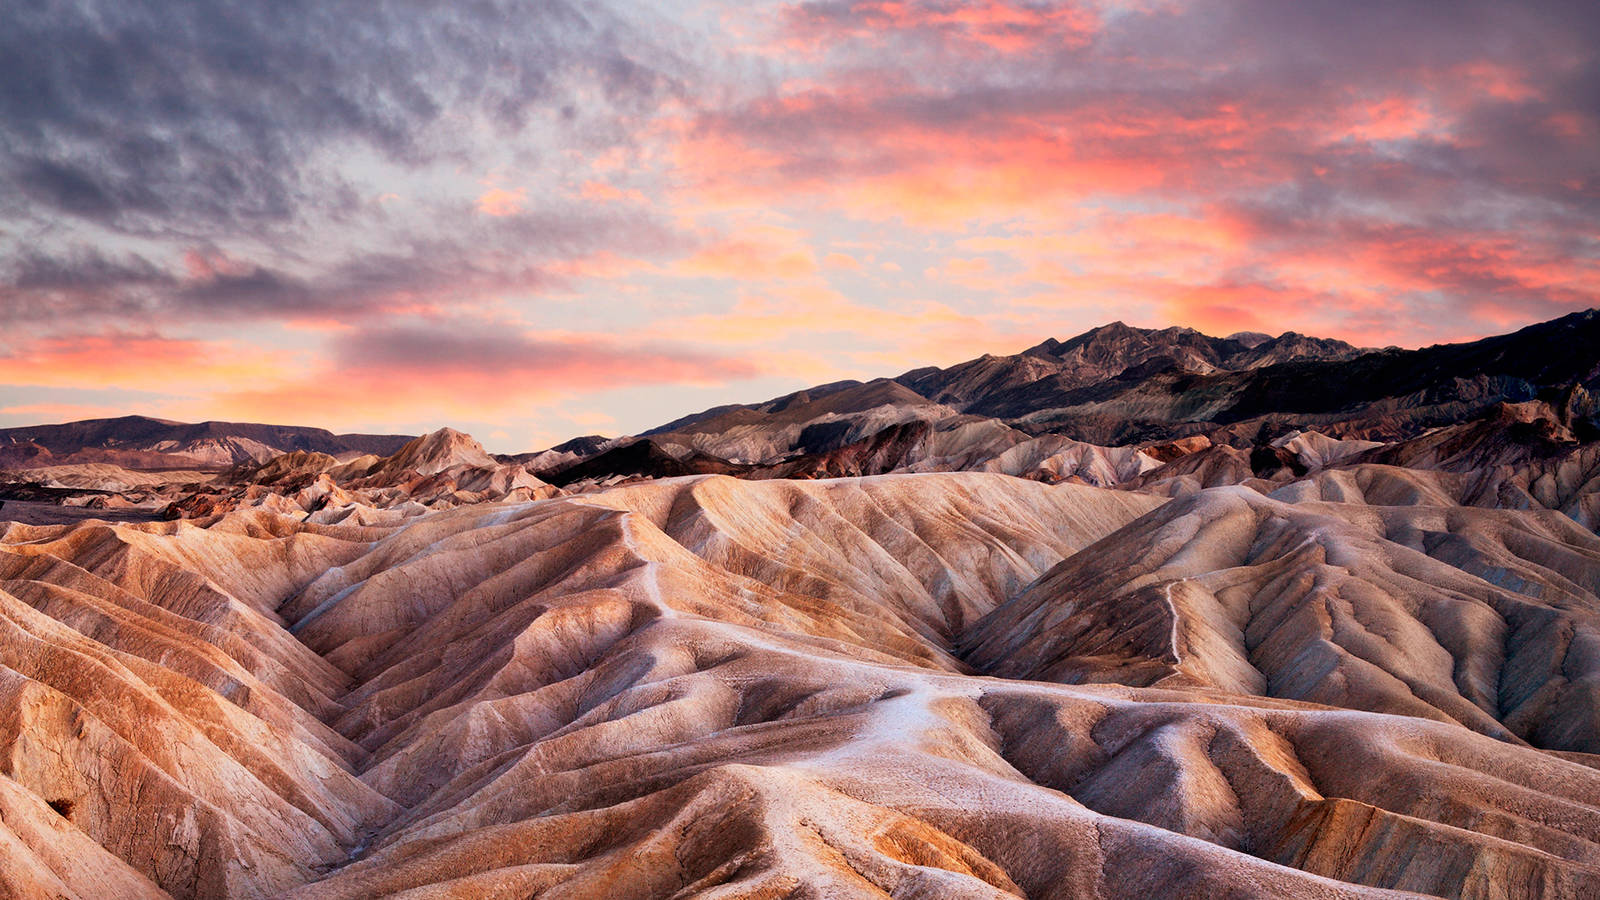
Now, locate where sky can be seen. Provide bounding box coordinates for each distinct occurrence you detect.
[2,1,1597,452]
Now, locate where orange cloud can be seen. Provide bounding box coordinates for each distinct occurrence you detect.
[0,333,297,395]
[924,256,1021,292]
[1156,282,1282,337]
[1333,95,1444,143]
[657,26,1596,346]
[1444,61,1539,103]
[670,84,1303,226]
[642,281,1041,376]
[0,402,154,424]
[779,1,1099,56]
[673,226,817,279]
[182,248,253,280]
[212,326,765,427]
[476,187,527,216]
[578,180,649,204]
[543,250,658,284]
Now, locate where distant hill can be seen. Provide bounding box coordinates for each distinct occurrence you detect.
[0,415,413,469]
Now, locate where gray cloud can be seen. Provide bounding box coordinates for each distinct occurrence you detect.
[0,0,678,232]
[9,247,172,292]
[0,0,701,326]
[328,319,762,383]
[4,200,691,324]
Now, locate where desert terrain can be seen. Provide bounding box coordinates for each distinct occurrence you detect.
[2,314,1599,898]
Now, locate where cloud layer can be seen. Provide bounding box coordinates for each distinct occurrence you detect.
[2,0,1596,449]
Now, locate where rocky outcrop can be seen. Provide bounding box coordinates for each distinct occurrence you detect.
[153,430,559,523]
[367,428,497,478]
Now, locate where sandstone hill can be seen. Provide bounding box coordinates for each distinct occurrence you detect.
[2,467,1599,898]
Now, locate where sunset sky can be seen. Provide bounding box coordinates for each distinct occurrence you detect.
[3,1,1597,452]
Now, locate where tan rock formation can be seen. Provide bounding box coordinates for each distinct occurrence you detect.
[1,468,1597,897]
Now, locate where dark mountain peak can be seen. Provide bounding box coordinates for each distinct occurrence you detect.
[1549,307,1600,325]
[1022,337,1064,358]
[644,380,870,437]
[1118,354,1204,381]
[543,437,746,486]
[1052,321,1224,372]
[520,309,1600,487]
[754,380,868,409]
[1068,320,1141,343]
[1259,331,1354,351]
[550,435,611,455]
[1092,320,1136,333]
[1517,306,1600,345]
[1155,325,1203,337]
[1026,322,1214,362]
[765,391,812,414]
[1228,331,1273,348]
[106,414,185,427]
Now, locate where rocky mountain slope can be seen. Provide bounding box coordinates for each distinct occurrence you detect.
[534,310,1599,486]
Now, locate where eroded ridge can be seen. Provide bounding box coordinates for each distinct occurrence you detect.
[2,472,1598,898]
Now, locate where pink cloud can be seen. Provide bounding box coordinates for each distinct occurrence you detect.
[0,332,298,395]
[658,1,1599,348]
[779,1,1100,57]
[476,187,527,216]
[672,227,818,280]
[211,323,767,426]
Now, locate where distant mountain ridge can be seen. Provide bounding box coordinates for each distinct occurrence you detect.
[0,415,413,469]
[900,322,1367,410]
[533,309,1600,485]
[4,311,1598,484]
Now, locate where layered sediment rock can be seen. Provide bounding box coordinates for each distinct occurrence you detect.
[2,471,1598,897]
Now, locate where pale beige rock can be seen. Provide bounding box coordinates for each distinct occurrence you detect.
[2,466,1598,899]
[6,464,217,493]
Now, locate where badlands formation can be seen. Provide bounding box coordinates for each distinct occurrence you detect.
[2,313,1600,898]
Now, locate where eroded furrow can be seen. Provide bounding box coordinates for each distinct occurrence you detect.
[6,473,1600,899]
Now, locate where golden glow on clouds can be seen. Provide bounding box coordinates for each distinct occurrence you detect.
[476,187,527,216]
[0,334,297,396]
[210,330,762,429]
[674,226,817,280]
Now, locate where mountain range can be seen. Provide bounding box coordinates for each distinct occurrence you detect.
[0,416,411,471]
[533,309,1599,487]
[8,310,1596,485]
